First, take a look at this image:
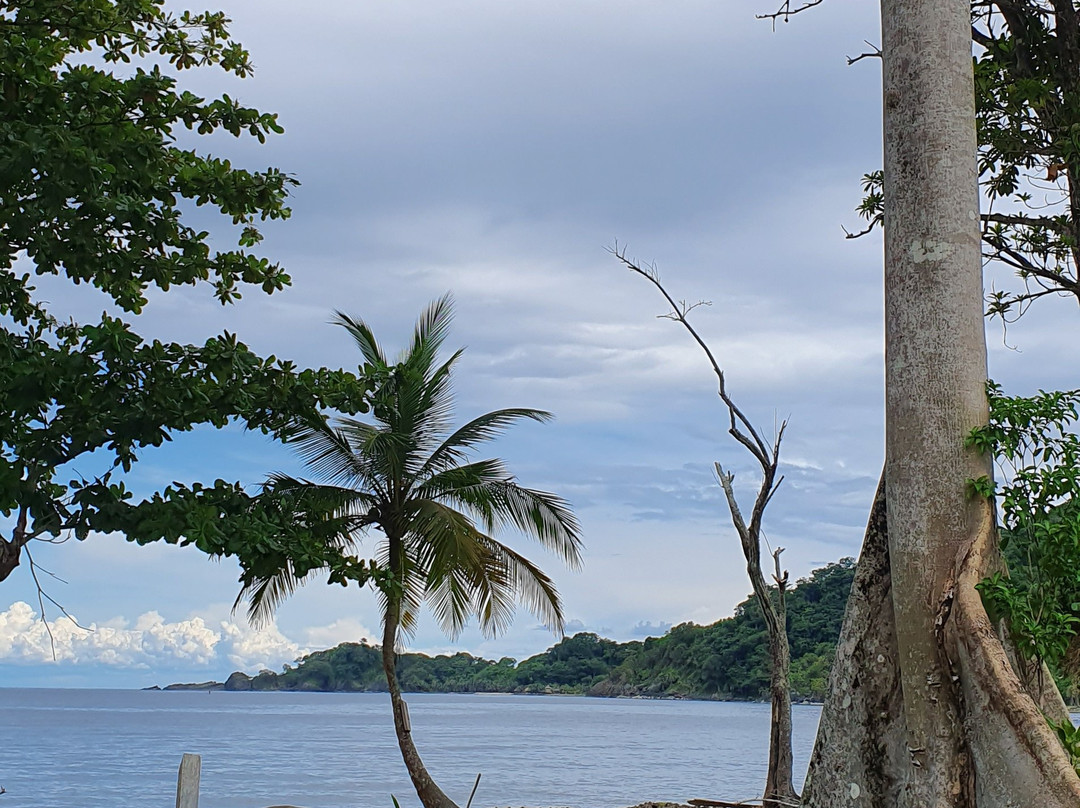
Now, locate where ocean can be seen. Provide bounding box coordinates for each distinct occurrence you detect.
[0,689,820,808]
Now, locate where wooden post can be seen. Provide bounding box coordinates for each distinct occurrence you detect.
[175,753,201,808]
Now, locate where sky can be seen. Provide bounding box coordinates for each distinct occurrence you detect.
[5,0,1080,688]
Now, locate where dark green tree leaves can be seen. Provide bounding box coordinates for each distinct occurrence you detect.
[0,0,369,583]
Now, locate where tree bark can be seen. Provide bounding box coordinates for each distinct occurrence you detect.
[803,474,908,808]
[381,607,460,808]
[804,0,1080,803]
[0,539,21,582]
[765,579,795,808]
[0,508,30,583]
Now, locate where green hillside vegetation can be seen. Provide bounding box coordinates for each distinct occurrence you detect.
[215,559,855,701]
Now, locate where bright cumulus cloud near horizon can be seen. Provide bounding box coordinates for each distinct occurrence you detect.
[5,0,1080,689]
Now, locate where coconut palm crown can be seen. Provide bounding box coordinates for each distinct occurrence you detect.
[235,295,583,808]
[238,293,583,635]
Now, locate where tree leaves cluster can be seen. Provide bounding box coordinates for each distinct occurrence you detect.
[849,3,1080,321]
[968,383,1080,681]
[0,0,371,585]
[974,1,1080,319]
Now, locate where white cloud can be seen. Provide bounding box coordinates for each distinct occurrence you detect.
[302,617,378,651]
[0,602,310,672]
[218,621,303,671]
[0,602,221,667]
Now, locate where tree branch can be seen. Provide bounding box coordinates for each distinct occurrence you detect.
[847,42,882,65]
[611,244,773,465]
[756,0,824,28]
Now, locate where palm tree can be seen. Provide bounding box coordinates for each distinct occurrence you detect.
[238,295,583,808]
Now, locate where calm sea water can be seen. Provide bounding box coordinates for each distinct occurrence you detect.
[0,689,820,808]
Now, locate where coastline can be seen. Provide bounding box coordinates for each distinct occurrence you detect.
[145,682,825,707]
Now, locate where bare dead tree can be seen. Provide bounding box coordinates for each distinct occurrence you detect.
[612,243,798,808]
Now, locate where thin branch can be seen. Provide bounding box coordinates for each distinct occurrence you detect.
[756,0,824,29]
[843,221,878,240]
[610,243,772,465]
[846,42,882,65]
[971,25,996,50]
[24,544,91,661]
[981,211,1068,233]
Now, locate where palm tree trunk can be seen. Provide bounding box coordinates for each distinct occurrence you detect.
[381,604,460,808]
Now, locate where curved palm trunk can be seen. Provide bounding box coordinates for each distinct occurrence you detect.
[381,607,460,808]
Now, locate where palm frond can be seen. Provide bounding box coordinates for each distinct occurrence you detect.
[332,310,387,367]
[401,293,455,371]
[336,417,409,498]
[473,481,584,570]
[236,561,305,628]
[404,349,463,457]
[419,408,553,477]
[283,415,373,490]
[415,459,512,531]
[262,474,380,530]
[478,536,566,636]
[406,499,488,638]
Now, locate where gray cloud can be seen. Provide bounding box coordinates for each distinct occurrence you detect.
[10,0,1079,686]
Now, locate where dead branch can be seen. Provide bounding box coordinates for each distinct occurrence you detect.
[756,0,824,29]
[24,544,91,661]
[617,242,797,803]
[847,42,882,65]
[610,243,772,466]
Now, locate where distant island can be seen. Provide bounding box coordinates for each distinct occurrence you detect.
[157,560,854,701]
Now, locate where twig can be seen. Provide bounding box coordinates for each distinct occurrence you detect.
[756,0,824,30]
[847,42,882,65]
[465,773,482,808]
[24,545,91,660]
[842,221,878,240]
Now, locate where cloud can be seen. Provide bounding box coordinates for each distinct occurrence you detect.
[630,620,673,638]
[218,621,303,671]
[301,617,377,652]
[0,602,220,667]
[0,602,306,672]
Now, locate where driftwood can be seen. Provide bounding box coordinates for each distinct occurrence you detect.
[689,798,798,808]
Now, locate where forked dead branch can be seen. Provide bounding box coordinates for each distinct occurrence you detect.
[612,244,797,808]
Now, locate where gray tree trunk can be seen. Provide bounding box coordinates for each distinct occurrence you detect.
[803,475,908,807]
[718,471,797,806]
[804,0,1080,804]
[765,585,795,808]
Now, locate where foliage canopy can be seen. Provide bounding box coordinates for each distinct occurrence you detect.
[0,0,369,587]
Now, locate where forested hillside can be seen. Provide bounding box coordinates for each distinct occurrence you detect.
[207,559,855,701]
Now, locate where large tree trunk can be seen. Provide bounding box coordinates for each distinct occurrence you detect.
[803,475,909,807]
[381,607,460,808]
[804,1,1080,802]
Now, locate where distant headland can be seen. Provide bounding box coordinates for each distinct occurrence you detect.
[152,560,854,700]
